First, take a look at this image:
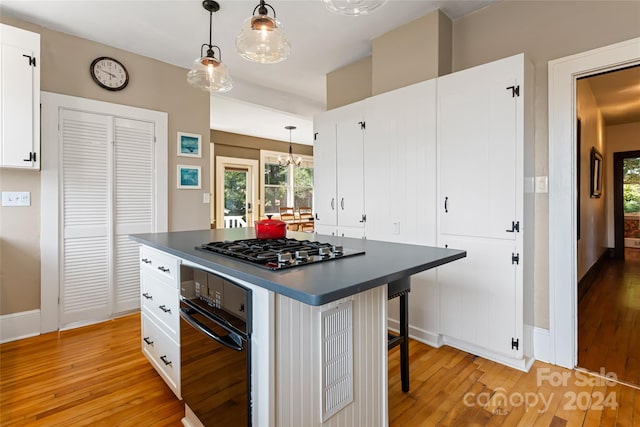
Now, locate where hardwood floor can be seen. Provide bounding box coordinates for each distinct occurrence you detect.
[2,313,638,426]
[578,248,640,386]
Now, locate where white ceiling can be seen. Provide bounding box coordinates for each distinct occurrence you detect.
[1,0,495,144]
[2,1,637,144]
[585,65,640,126]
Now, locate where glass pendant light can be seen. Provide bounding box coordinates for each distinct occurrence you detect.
[321,0,388,16]
[236,0,291,64]
[279,126,302,167]
[187,0,233,93]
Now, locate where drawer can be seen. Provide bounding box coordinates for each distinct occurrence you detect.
[141,313,181,398]
[141,273,179,340]
[140,246,179,286]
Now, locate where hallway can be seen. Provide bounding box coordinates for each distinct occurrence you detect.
[578,248,640,386]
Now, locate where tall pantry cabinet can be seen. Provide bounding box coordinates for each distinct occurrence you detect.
[0,24,40,169]
[436,53,534,370]
[313,53,534,371]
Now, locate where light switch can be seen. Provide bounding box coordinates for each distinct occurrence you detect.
[203,192,211,204]
[2,191,31,207]
[535,176,549,193]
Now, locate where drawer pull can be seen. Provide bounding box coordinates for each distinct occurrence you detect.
[141,258,152,264]
[143,337,154,345]
[157,266,170,273]
[142,292,153,300]
[160,355,172,366]
[159,305,171,314]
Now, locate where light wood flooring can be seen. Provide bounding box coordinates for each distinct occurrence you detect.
[1,313,639,426]
[578,248,640,386]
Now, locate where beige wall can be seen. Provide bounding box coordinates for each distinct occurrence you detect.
[576,80,608,280]
[605,122,640,247]
[0,17,210,315]
[452,0,640,330]
[372,9,451,96]
[326,57,372,110]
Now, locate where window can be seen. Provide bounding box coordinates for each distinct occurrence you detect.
[261,151,313,216]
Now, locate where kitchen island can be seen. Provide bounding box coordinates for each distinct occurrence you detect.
[130,229,465,427]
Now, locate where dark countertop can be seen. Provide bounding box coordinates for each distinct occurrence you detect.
[130,228,466,306]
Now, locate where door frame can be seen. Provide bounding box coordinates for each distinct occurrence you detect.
[215,156,259,228]
[614,150,640,258]
[40,92,168,333]
[548,37,640,368]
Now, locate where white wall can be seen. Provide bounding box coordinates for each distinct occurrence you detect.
[605,122,640,247]
[576,79,608,280]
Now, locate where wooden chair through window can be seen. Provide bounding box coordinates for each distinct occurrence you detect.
[279,206,297,231]
[297,206,314,232]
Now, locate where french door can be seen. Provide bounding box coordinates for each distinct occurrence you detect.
[215,157,259,228]
[59,109,156,326]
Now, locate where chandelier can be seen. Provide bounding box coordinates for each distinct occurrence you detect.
[187,0,233,93]
[321,0,388,16]
[279,126,302,167]
[236,0,291,64]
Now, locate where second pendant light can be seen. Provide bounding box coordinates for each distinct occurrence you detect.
[236,0,291,64]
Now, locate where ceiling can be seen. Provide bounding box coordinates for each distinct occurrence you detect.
[2,1,638,144]
[1,0,496,144]
[585,65,640,126]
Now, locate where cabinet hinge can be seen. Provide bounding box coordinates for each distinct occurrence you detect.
[359,214,367,223]
[506,221,520,233]
[358,121,366,130]
[23,152,36,162]
[22,54,36,67]
[511,337,519,350]
[314,132,318,141]
[512,253,520,265]
[507,85,520,97]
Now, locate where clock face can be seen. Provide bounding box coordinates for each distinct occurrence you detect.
[90,57,129,91]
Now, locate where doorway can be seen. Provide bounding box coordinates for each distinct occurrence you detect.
[215,157,259,228]
[614,151,640,258]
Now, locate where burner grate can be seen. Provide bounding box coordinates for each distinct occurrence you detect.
[195,238,364,270]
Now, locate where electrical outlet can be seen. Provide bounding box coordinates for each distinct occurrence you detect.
[2,191,31,206]
[393,222,400,235]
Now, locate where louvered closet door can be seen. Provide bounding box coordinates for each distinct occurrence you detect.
[60,110,112,325]
[113,117,154,312]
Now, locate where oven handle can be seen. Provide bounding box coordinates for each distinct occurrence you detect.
[180,307,243,352]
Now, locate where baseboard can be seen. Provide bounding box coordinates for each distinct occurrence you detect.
[533,326,552,363]
[388,317,444,348]
[441,335,535,372]
[0,309,41,343]
[578,248,613,302]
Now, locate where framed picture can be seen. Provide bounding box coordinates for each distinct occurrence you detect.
[177,132,201,158]
[177,165,201,189]
[590,147,603,198]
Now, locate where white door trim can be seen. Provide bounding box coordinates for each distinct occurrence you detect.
[215,156,259,228]
[548,37,640,368]
[40,92,168,333]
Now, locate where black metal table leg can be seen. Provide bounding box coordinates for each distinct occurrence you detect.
[399,291,409,392]
[387,277,411,393]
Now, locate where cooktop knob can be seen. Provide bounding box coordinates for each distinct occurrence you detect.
[295,250,309,261]
[278,252,292,263]
[332,245,343,254]
[319,247,332,257]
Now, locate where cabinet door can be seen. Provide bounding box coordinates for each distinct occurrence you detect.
[438,236,521,359]
[365,80,436,245]
[1,25,40,169]
[313,113,337,227]
[437,56,521,240]
[336,105,365,228]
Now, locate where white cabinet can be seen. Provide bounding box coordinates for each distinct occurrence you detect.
[1,24,40,169]
[437,53,534,367]
[364,79,437,246]
[140,245,181,398]
[313,100,366,238]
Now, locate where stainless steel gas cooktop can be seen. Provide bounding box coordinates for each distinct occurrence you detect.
[195,238,365,270]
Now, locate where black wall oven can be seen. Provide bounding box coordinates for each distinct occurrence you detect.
[180,265,252,426]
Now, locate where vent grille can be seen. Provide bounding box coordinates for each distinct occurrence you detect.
[321,300,353,421]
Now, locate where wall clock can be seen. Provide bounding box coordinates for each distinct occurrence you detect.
[90,57,129,91]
